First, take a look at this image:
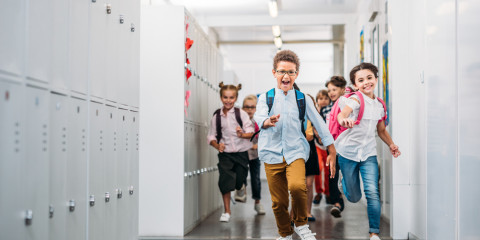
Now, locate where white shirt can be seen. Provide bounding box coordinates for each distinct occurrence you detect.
[334,92,386,162]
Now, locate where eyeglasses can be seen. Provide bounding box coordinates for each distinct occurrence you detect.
[275,70,297,76]
[243,105,256,109]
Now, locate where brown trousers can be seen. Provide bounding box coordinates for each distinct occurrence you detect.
[264,158,308,237]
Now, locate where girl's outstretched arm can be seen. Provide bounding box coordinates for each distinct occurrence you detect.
[376,121,401,157]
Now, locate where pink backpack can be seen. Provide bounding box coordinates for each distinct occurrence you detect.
[328,92,387,140]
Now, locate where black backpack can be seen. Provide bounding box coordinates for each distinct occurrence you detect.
[213,107,243,143]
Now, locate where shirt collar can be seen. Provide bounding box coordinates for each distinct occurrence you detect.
[275,88,294,96]
[360,91,376,104]
[220,106,235,116]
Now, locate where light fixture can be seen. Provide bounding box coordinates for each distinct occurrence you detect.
[274,36,282,49]
[272,25,281,37]
[268,0,278,18]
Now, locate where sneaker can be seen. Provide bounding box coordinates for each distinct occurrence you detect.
[235,184,247,203]
[276,234,293,240]
[219,213,230,222]
[294,224,317,240]
[330,206,341,218]
[313,194,322,205]
[307,216,316,222]
[254,203,266,215]
[370,235,381,240]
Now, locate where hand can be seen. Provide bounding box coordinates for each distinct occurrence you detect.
[252,144,258,150]
[390,144,401,158]
[218,143,225,153]
[326,154,336,178]
[236,126,243,137]
[263,114,280,128]
[339,118,355,128]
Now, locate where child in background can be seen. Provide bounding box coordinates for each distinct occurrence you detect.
[207,82,255,223]
[312,90,331,205]
[254,50,337,240]
[324,76,348,218]
[242,94,266,215]
[335,63,400,240]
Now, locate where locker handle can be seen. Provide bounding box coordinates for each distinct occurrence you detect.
[25,210,33,226]
[119,15,124,24]
[105,192,110,202]
[69,200,75,212]
[89,195,95,207]
[106,4,112,14]
[49,205,54,218]
[117,189,122,199]
[131,23,135,32]
[129,186,134,195]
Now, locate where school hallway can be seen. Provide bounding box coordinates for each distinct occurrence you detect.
[143,180,391,240]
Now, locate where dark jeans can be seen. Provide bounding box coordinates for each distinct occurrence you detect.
[328,154,345,211]
[248,158,262,200]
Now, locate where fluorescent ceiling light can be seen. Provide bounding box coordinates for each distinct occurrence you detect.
[274,36,282,49]
[272,25,281,37]
[268,0,278,18]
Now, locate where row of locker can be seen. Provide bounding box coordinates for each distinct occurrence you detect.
[0,80,139,240]
[0,0,139,107]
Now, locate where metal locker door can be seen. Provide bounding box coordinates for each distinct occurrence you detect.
[66,97,88,240]
[104,105,118,240]
[116,2,131,106]
[69,0,89,94]
[127,0,140,108]
[88,102,105,240]
[49,93,69,240]
[0,1,24,77]
[88,0,108,99]
[128,111,139,240]
[116,108,129,240]
[51,0,69,90]
[26,0,53,84]
[25,87,50,240]
[105,0,120,103]
[0,82,26,240]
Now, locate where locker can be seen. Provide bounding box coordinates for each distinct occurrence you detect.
[66,97,88,240]
[51,0,70,90]
[0,1,25,77]
[88,0,109,99]
[88,101,106,240]
[117,2,133,106]
[69,0,89,94]
[127,1,140,108]
[26,0,53,83]
[127,110,139,240]
[49,93,69,240]
[0,82,26,240]
[116,108,130,240]
[25,87,50,240]
[104,105,118,240]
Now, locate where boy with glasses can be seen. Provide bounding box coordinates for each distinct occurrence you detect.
[254,50,337,240]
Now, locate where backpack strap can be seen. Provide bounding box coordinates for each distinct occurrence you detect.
[295,90,306,134]
[266,88,275,114]
[213,109,222,143]
[344,92,365,124]
[234,107,243,128]
[376,97,388,126]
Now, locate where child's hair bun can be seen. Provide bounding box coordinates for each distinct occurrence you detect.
[219,82,224,88]
[237,84,242,91]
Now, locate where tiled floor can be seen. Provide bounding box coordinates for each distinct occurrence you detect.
[146,180,391,240]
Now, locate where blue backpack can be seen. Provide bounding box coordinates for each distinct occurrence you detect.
[251,88,306,140]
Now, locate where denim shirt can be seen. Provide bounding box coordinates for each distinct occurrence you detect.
[254,88,334,165]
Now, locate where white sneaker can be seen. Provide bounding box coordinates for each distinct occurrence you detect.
[235,184,247,202]
[276,234,293,240]
[219,213,230,222]
[254,203,266,215]
[294,224,317,240]
[370,235,381,240]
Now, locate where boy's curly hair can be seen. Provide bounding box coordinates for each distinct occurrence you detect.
[273,50,300,71]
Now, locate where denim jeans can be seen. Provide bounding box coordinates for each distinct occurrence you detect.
[338,154,381,234]
[249,158,262,200]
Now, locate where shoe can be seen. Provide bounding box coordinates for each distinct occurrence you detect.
[325,195,332,205]
[307,216,316,222]
[235,184,247,203]
[330,206,341,218]
[254,203,266,215]
[219,213,230,222]
[313,194,322,205]
[370,234,381,240]
[294,224,317,240]
[276,234,293,240]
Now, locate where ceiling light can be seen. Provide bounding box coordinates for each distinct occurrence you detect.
[268,0,278,18]
[272,25,281,37]
[274,36,282,49]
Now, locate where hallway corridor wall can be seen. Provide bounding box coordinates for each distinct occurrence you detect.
[0,1,140,240]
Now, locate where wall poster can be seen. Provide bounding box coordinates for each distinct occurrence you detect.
[382,41,389,126]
